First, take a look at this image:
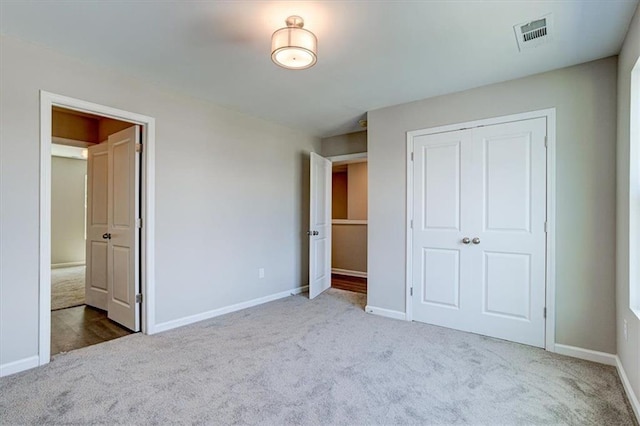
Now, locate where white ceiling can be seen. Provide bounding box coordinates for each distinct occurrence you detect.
[1,1,637,137]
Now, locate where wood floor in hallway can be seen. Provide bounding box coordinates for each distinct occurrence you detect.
[51,305,133,356]
[331,273,367,294]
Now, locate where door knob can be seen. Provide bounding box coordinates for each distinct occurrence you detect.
[102,233,111,240]
[472,237,481,244]
[462,237,471,244]
[314,231,319,236]
[307,231,312,236]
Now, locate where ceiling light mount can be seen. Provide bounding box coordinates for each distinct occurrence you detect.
[271,15,317,70]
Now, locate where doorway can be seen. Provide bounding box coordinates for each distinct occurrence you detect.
[308,151,368,299]
[50,107,138,355]
[330,157,367,294]
[39,91,156,366]
[405,109,556,349]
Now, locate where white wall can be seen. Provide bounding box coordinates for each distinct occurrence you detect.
[321,131,367,157]
[617,3,640,409]
[368,57,618,354]
[0,36,320,367]
[51,156,86,265]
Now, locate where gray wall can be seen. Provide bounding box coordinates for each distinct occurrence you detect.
[321,131,367,157]
[0,36,320,367]
[51,156,86,265]
[368,57,618,354]
[617,3,640,405]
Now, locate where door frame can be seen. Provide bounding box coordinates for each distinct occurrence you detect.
[39,91,157,366]
[405,108,556,351]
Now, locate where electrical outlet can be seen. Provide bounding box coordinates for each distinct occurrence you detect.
[624,319,628,342]
[258,268,265,279]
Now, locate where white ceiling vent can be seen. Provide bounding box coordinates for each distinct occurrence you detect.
[514,14,553,52]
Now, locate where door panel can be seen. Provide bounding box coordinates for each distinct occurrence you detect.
[309,152,332,299]
[412,117,547,348]
[422,248,460,308]
[483,251,531,319]
[85,143,109,310]
[421,141,461,231]
[484,133,532,232]
[106,126,140,331]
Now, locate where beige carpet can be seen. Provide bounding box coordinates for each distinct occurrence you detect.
[1,289,637,425]
[51,265,85,310]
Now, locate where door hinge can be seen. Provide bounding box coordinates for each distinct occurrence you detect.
[411,152,414,161]
[410,219,413,229]
[136,218,143,228]
[135,143,143,153]
[543,307,547,319]
[544,221,548,233]
[136,293,143,303]
[544,136,548,148]
[410,287,413,296]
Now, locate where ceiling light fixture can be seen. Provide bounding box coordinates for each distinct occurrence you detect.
[271,16,317,70]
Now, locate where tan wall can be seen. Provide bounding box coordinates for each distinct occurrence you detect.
[332,171,348,219]
[369,56,618,354]
[99,118,134,141]
[52,110,98,142]
[0,35,321,365]
[347,162,367,220]
[321,130,367,157]
[616,2,640,405]
[332,224,367,272]
[51,156,86,265]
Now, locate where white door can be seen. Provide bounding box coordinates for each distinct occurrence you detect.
[106,126,141,331]
[411,118,547,347]
[309,152,332,299]
[85,142,109,310]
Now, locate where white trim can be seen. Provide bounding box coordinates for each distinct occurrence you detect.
[0,356,40,377]
[616,355,640,422]
[39,91,157,370]
[51,136,92,148]
[554,344,617,366]
[51,261,85,269]
[154,285,309,333]
[332,268,367,278]
[332,219,367,225]
[405,108,557,351]
[365,305,406,321]
[327,152,367,165]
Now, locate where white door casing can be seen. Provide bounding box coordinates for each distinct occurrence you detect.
[85,142,109,310]
[309,152,332,299]
[411,117,547,348]
[106,126,141,331]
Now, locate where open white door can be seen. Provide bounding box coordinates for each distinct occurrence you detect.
[106,126,141,331]
[85,142,109,310]
[309,152,332,299]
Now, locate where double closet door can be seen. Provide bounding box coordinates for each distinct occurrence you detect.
[85,126,141,332]
[411,118,547,347]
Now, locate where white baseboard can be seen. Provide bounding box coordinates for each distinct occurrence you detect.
[332,268,367,278]
[51,261,85,269]
[365,305,406,321]
[553,344,617,366]
[616,355,640,422]
[0,355,39,377]
[153,285,309,334]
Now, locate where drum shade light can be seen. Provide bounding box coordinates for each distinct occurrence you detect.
[271,16,317,70]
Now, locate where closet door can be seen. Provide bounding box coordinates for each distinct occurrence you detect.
[309,152,332,299]
[411,118,547,348]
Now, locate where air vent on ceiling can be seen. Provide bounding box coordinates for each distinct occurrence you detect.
[514,14,553,52]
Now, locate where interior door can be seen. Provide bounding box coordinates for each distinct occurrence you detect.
[309,152,332,299]
[106,126,141,331]
[85,142,109,310]
[411,118,547,347]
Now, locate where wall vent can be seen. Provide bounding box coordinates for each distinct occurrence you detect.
[514,14,553,52]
